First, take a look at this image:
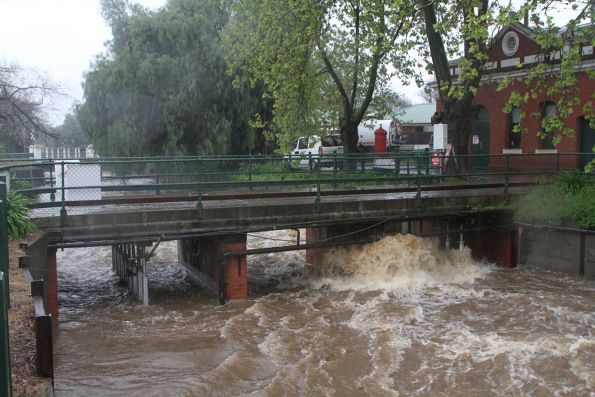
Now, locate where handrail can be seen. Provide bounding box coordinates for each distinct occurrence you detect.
[0,151,592,223]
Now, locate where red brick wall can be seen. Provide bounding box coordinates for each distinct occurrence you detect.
[222,241,248,300]
[465,228,514,268]
[474,72,593,166]
[436,71,593,170]
[306,227,328,264]
[179,235,248,300]
[486,26,542,64]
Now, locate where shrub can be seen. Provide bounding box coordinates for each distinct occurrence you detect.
[10,179,36,192]
[569,185,595,228]
[512,183,571,225]
[6,192,36,240]
[513,173,595,228]
[554,171,588,195]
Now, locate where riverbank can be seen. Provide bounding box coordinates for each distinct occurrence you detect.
[7,235,50,396]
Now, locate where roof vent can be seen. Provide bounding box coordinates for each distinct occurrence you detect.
[502,31,519,57]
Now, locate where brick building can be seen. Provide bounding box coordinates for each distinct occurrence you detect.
[437,21,595,170]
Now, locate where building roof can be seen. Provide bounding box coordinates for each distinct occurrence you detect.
[395,103,436,125]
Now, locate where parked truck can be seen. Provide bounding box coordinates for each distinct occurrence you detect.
[358,118,433,152]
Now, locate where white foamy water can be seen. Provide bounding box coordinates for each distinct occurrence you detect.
[310,233,491,292]
[53,231,595,396]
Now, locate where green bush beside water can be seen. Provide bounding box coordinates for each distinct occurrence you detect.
[6,192,36,240]
[513,172,595,228]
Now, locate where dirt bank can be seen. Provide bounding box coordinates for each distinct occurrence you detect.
[7,235,48,396]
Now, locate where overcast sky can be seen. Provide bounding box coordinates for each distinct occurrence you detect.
[0,0,167,126]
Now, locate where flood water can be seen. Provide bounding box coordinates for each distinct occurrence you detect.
[53,231,595,396]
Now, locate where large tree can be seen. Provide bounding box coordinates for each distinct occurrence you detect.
[0,64,58,151]
[223,0,419,153]
[36,112,89,148]
[77,0,269,156]
[420,0,491,158]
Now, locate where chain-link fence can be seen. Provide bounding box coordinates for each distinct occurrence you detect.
[1,152,592,221]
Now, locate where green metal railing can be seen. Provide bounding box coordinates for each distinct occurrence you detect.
[0,180,8,306]
[0,179,11,396]
[0,151,593,222]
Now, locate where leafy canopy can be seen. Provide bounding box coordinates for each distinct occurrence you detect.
[77,0,268,156]
[223,0,419,152]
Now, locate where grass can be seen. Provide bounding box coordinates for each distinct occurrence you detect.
[513,172,595,228]
[228,160,418,189]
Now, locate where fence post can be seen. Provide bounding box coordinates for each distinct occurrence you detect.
[333,153,338,188]
[49,160,55,201]
[0,272,11,397]
[196,158,203,218]
[0,180,9,307]
[315,156,321,213]
[416,153,422,206]
[0,179,11,396]
[155,157,161,196]
[248,158,253,191]
[59,161,67,226]
[556,152,560,173]
[504,154,510,201]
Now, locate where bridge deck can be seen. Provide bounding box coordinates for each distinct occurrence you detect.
[35,183,529,247]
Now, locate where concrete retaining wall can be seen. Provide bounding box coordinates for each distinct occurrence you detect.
[521,227,595,279]
[27,233,49,309]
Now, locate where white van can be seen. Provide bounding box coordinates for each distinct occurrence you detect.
[288,135,343,169]
[291,135,343,156]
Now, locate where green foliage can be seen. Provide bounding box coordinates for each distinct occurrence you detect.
[513,173,595,228]
[222,0,419,152]
[77,0,270,157]
[43,113,89,148]
[569,185,595,228]
[554,171,588,195]
[513,183,571,226]
[6,192,36,240]
[9,179,35,192]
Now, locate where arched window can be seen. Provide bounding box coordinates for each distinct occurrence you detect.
[508,106,521,149]
[475,107,489,121]
[540,102,556,149]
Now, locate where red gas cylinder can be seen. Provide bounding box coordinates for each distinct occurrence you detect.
[374,125,387,153]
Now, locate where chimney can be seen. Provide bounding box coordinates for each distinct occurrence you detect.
[524,10,529,26]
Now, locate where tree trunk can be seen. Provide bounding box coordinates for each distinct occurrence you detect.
[442,96,475,171]
[341,120,359,154]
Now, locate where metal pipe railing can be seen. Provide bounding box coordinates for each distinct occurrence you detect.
[0,152,592,223]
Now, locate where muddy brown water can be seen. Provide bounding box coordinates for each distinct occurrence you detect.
[53,231,594,396]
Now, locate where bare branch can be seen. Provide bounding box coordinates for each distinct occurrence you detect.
[0,63,60,146]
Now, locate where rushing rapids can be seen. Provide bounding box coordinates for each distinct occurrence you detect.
[53,231,595,396]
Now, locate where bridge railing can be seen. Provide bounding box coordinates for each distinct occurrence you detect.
[0,151,592,221]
